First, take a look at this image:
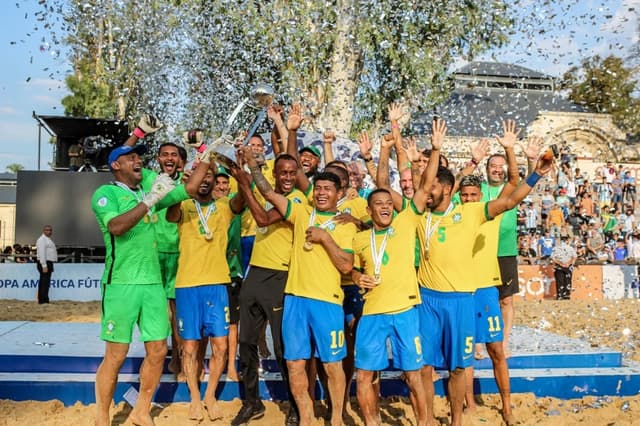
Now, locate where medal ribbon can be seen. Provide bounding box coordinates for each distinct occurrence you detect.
[370,228,390,277]
[308,208,337,230]
[114,181,152,219]
[424,202,454,252]
[193,199,215,236]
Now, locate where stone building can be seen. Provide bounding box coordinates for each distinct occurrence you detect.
[413,62,635,174]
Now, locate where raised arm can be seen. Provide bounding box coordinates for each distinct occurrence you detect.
[243,145,289,217]
[488,154,554,219]
[458,138,489,179]
[234,149,285,226]
[412,118,446,210]
[286,103,311,194]
[358,131,378,181]
[389,103,410,173]
[322,130,336,164]
[376,135,404,211]
[123,113,163,147]
[494,119,522,197]
[521,136,542,175]
[268,105,288,155]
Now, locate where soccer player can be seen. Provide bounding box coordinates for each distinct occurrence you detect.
[232,152,306,426]
[459,173,515,425]
[479,123,537,356]
[166,158,245,421]
[120,117,188,378]
[246,144,357,426]
[154,142,186,378]
[91,140,208,426]
[350,130,441,425]
[416,121,552,426]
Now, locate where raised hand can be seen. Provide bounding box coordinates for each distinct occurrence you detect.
[183,129,204,149]
[470,138,489,163]
[287,103,303,131]
[241,145,258,167]
[136,113,163,137]
[535,153,555,176]
[267,105,282,122]
[430,118,447,150]
[521,136,543,160]
[380,133,395,150]
[495,119,521,149]
[142,173,176,209]
[388,102,405,122]
[402,136,421,163]
[358,131,373,158]
[323,129,336,144]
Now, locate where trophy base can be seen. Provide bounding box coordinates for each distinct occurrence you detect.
[214,152,237,170]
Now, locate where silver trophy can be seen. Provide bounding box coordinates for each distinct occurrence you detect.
[212,83,275,169]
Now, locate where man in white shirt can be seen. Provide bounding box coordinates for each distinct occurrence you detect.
[36,225,58,304]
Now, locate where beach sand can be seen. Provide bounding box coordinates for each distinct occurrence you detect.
[0,298,639,425]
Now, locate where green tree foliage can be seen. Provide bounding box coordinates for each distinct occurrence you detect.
[61,61,117,118]
[5,164,24,174]
[40,0,512,137]
[186,0,512,136]
[561,55,640,139]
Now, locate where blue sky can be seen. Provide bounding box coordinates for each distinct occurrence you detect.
[0,0,638,172]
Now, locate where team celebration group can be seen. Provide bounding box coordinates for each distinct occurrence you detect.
[90,103,554,426]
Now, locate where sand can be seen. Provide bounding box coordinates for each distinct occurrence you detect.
[0,298,639,425]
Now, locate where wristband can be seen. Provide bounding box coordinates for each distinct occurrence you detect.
[525,171,541,187]
[470,157,479,166]
[197,144,207,153]
[465,160,477,169]
[391,123,400,130]
[363,156,373,163]
[133,127,146,139]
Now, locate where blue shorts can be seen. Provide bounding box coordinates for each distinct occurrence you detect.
[355,307,424,372]
[241,236,255,276]
[474,287,503,344]
[417,287,475,370]
[176,284,230,340]
[343,285,364,324]
[282,295,346,363]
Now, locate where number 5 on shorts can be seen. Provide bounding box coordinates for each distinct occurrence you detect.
[464,336,473,354]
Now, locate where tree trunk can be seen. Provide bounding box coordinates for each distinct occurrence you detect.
[318,0,360,138]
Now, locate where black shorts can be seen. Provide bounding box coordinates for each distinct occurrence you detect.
[497,256,519,299]
[227,277,242,324]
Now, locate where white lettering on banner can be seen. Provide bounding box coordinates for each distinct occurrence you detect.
[0,264,103,301]
[517,276,547,298]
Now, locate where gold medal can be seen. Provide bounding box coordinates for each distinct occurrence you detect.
[373,274,381,285]
[205,231,213,241]
[150,213,158,223]
[303,241,313,251]
[143,215,149,224]
[257,226,268,234]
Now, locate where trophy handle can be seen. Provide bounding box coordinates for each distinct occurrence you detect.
[241,108,267,146]
[222,97,249,136]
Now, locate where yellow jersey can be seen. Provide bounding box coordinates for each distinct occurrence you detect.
[239,159,276,238]
[353,204,422,315]
[284,202,357,305]
[471,215,502,290]
[249,189,307,271]
[417,202,489,292]
[175,197,233,288]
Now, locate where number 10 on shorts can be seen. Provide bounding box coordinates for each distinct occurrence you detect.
[330,330,345,349]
